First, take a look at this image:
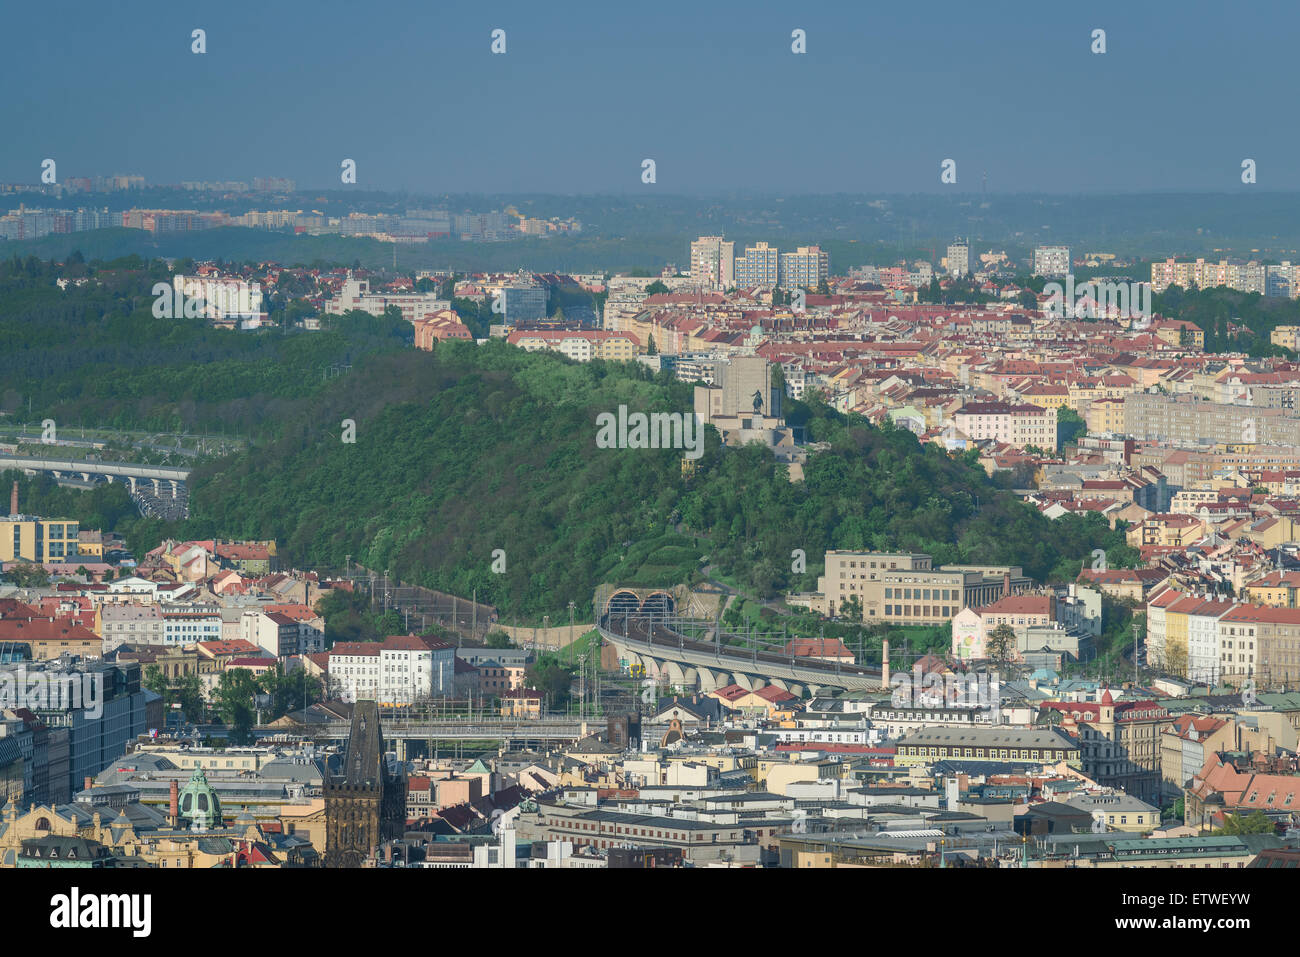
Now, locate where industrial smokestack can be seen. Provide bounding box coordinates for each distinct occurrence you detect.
[9,481,16,517]
[169,779,180,824]
[882,639,890,691]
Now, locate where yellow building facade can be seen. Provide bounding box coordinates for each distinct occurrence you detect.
[0,517,81,563]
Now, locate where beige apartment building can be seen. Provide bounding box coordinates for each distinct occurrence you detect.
[1131,445,1300,488]
[1158,715,1235,805]
[1272,325,1300,351]
[1150,258,1266,296]
[1086,396,1127,435]
[1217,605,1300,685]
[805,551,1031,626]
[1125,392,1300,447]
[506,329,639,362]
[1242,570,1300,607]
[953,401,1057,452]
[894,727,1081,768]
[1044,694,1170,803]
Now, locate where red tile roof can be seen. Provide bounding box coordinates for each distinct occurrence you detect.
[226,657,276,668]
[264,604,320,621]
[977,595,1054,616]
[0,619,100,644]
[1041,699,1168,722]
[330,642,381,657]
[196,639,260,656]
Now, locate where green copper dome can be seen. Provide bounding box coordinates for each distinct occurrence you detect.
[178,767,223,831]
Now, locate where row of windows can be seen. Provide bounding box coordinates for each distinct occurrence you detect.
[904,746,1070,760]
[885,587,958,601]
[884,605,958,619]
[1246,790,1296,806]
[566,820,728,842]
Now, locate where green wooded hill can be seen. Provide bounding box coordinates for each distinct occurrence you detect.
[0,254,410,434]
[177,338,1130,620]
[0,254,1133,620]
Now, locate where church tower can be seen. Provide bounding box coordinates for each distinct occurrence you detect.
[324,701,405,868]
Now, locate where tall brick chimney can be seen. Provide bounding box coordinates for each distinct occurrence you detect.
[169,779,179,824]
[83,776,93,792]
[9,481,16,516]
[881,638,890,691]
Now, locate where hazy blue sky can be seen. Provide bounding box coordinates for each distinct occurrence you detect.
[4,0,1292,194]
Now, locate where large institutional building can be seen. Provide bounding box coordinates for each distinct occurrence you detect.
[793,551,1032,626]
[325,276,449,322]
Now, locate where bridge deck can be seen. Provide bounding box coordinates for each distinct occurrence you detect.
[0,454,190,481]
[603,615,883,690]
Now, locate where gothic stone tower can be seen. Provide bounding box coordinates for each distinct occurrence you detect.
[324,701,405,868]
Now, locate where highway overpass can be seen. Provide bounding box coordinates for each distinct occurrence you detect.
[0,454,192,518]
[0,453,190,489]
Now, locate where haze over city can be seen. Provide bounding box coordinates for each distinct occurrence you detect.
[6,0,1298,193]
[1,0,1293,933]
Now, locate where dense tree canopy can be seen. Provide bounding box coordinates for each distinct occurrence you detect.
[7,255,1130,624]
[0,254,409,434]
[155,339,1127,621]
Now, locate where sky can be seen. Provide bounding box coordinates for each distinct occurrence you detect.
[3,0,1295,195]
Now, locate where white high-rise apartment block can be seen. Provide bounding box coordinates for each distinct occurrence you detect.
[1150,258,1273,296]
[779,246,829,288]
[734,242,780,288]
[690,236,735,290]
[173,274,265,320]
[1033,245,1071,279]
[946,241,970,278]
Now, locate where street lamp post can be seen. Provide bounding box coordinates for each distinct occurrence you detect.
[578,653,587,722]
